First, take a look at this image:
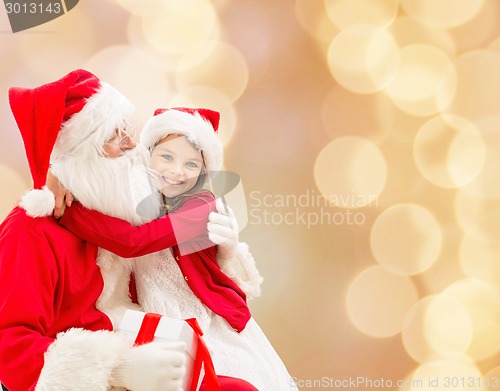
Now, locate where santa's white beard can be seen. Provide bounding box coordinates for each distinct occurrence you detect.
[51,144,165,328]
[51,145,162,225]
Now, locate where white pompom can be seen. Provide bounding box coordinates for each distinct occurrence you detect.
[19,186,55,217]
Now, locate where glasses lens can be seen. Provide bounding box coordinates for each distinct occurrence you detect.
[105,125,136,148]
[119,135,130,148]
[117,125,136,147]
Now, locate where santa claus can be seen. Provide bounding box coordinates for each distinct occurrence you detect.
[0,69,262,391]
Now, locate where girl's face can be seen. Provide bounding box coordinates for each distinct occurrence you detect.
[151,134,204,198]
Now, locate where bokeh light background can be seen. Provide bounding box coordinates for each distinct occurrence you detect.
[1,0,500,389]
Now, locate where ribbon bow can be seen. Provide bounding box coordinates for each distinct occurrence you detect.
[133,312,220,391]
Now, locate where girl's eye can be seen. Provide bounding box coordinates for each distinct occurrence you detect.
[186,162,198,168]
[162,154,173,160]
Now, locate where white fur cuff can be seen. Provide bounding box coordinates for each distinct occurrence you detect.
[35,328,133,391]
[219,242,263,299]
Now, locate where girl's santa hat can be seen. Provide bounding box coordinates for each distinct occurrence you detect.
[9,69,134,217]
[140,107,223,173]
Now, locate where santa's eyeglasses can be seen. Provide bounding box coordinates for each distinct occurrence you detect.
[106,125,137,148]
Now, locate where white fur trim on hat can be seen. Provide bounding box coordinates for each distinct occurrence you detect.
[19,186,55,217]
[140,110,223,172]
[51,82,134,159]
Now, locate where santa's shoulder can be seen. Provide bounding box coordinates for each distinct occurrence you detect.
[0,206,70,240]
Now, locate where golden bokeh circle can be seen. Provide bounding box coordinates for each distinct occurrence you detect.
[454,188,500,244]
[446,50,500,121]
[141,0,218,54]
[314,136,387,208]
[126,14,176,72]
[370,203,442,276]
[327,25,400,94]
[176,42,249,103]
[294,0,338,44]
[389,16,456,56]
[385,44,456,117]
[401,0,485,29]
[424,295,473,356]
[460,117,500,200]
[346,266,418,338]
[459,234,500,286]
[402,295,473,363]
[413,115,485,189]
[324,0,399,29]
[449,0,500,54]
[442,278,500,360]
[410,353,481,391]
[85,45,169,97]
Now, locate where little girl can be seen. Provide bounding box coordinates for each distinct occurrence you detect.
[60,108,297,390]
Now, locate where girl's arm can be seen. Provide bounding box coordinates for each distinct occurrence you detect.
[59,194,215,258]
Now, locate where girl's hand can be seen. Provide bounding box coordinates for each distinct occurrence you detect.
[207,199,239,261]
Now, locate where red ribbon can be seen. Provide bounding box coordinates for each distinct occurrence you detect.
[134,312,162,345]
[185,318,220,391]
[132,313,220,391]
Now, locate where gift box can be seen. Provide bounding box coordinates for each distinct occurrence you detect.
[118,309,219,391]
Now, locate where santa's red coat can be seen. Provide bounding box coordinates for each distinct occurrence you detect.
[0,207,121,390]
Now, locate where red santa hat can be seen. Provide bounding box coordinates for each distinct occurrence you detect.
[9,69,134,216]
[140,107,223,172]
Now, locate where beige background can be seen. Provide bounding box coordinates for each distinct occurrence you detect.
[1,0,500,389]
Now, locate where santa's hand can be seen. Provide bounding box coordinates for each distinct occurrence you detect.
[46,170,74,218]
[111,341,186,391]
[208,199,239,261]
